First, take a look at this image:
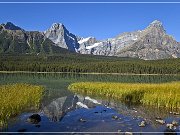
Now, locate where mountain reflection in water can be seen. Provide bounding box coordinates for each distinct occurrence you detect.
[42,95,101,122]
[7,94,179,134]
[1,73,179,134]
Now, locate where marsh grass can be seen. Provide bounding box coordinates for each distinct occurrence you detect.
[68,82,180,109]
[0,83,44,127]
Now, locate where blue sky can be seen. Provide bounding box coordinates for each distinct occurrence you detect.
[0,2,180,41]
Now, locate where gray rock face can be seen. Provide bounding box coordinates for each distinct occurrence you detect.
[116,21,180,60]
[77,37,98,54]
[78,20,180,60]
[44,23,79,52]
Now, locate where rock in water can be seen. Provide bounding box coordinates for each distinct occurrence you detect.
[166,123,176,130]
[139,120,146,127]
[172,120,178,126]
[27,114,41,124]
[125,132,133,135]
[76,102,89,109]
[156,119,166,124]
[164,128,177,135]
[112,115,119,120]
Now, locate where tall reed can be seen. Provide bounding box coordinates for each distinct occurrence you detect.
[0,83,44,127]
[68,82,180,109]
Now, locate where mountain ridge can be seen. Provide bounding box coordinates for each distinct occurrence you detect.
[78,20,180,60]
[0,22,69,54]
[0,20,179,60]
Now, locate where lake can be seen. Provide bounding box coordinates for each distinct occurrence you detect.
[0,73,180,134]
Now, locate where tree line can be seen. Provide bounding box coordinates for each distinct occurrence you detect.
[0,54,179,74]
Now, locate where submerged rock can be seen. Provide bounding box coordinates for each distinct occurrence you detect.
[35,125,41,128]
[27,114,41,124]
[103,109,107,112]
[17,128,27,132]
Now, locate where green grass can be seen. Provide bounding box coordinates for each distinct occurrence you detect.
[68,82,180,109]
[0,83,44,127]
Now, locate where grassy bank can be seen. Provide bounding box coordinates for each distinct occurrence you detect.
[68,82,180,109]
[0,83,44,127]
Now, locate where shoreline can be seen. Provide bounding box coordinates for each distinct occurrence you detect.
[0,71,179,76]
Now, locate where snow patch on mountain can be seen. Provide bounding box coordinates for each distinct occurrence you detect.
[86,42,102,50]
[78,37,92,44]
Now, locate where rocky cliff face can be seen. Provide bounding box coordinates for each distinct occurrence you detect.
[77,37,98,54]
[78,20,180,60]
[44,23,79,52]
[116,20,180,60]
[0,22,68,54]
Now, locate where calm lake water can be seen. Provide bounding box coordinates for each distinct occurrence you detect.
[0,73,180,134]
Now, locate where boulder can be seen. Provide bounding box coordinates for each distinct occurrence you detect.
[27,114,41,124]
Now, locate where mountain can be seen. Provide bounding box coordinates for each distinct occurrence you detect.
[2,22,22,31]
[44,23,79,52]
[77,37,98,54]
[78,20,180,60]
[117,20,180,60]
[0,20,179,60]
[0,22,69,54]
